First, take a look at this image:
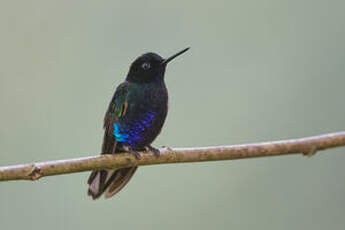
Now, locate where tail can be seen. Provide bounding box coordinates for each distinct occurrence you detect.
[87,167,137,199]
[88,110,139,199]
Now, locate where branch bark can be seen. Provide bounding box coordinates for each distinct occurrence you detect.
[1,131,344,182]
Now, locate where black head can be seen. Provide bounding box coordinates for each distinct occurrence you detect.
[126,48,189,84]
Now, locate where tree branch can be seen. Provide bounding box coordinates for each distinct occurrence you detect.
[1,131,344,182]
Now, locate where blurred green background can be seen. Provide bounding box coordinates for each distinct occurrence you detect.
[1,0,345,229]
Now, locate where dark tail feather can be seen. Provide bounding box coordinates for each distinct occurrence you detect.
[87,167,137,199]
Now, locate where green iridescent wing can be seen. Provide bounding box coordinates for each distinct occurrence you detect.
[87,81,132,199]
[102,81,129,154]
[99,81,137,199]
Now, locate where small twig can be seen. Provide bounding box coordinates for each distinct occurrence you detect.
[0,131,344,182]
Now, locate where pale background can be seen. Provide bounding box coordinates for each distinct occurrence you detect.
[0,1,345,229]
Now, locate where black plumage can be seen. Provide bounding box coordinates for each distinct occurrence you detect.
[87,48,189,199]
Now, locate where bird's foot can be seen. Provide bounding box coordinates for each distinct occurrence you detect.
[129,150,141,159]
[124,146,141,159]
[161,145,173,151]
[146,145,160,158]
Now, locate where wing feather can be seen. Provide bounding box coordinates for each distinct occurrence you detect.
[88,81,137,199]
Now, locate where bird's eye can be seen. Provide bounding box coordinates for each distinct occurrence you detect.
[141,62,151,70]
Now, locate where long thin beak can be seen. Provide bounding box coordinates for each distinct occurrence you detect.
[161,47,190,65]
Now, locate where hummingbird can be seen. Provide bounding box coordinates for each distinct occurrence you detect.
[87,47,190,199]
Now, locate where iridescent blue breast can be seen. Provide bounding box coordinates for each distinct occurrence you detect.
[113,110,159,147]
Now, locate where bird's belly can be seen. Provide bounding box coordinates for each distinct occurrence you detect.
[116,109,167,148]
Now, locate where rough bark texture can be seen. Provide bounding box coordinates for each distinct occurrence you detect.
[0,131,344,182]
